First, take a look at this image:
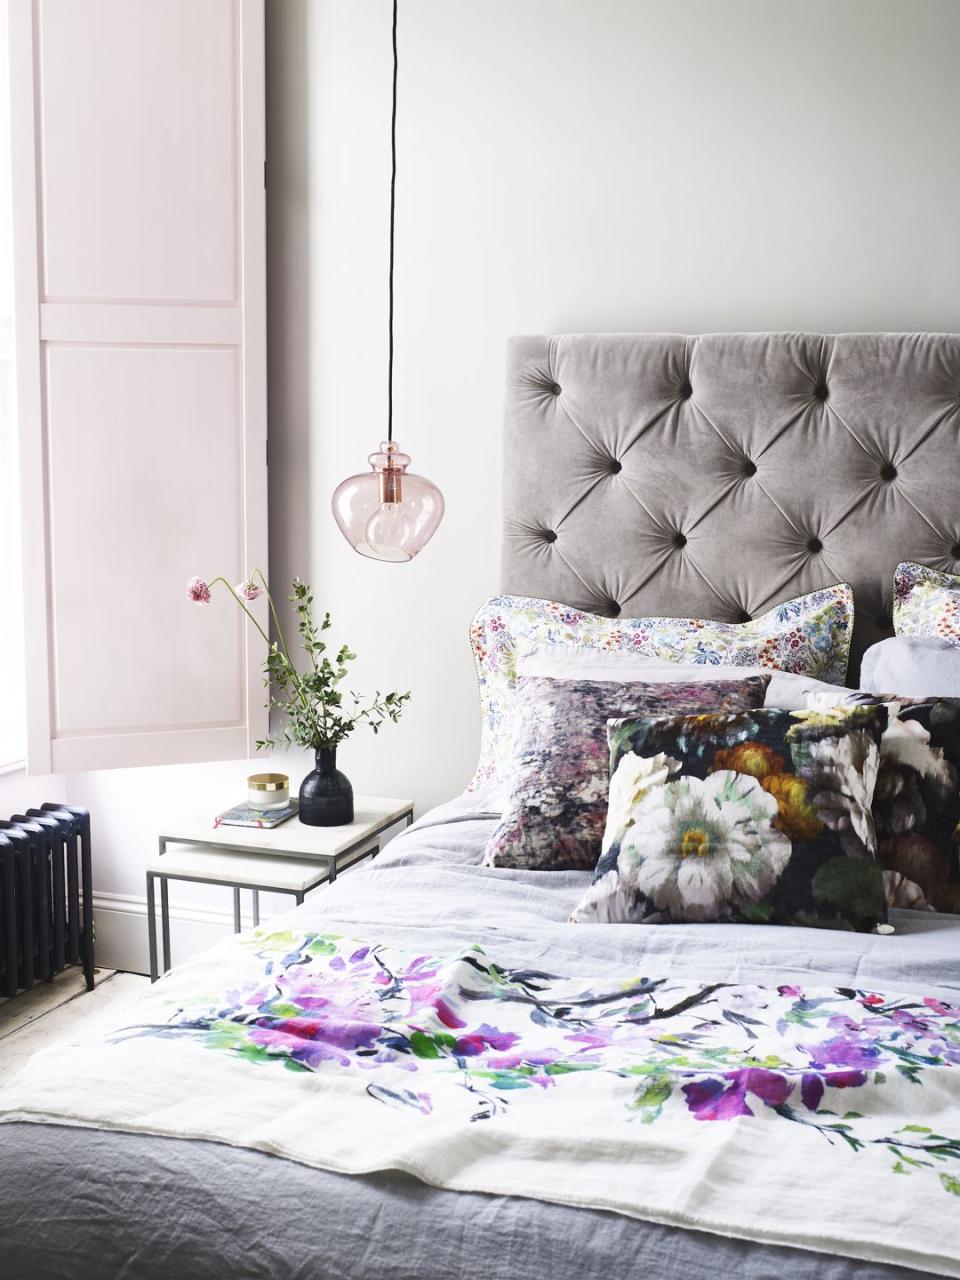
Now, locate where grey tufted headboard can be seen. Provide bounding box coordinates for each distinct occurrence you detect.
[502,333,960,681]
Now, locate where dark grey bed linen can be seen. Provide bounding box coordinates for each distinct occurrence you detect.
[0,794,955,1280]
[0,1123,931,1280]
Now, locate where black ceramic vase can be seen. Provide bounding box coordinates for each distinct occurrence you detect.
[298,747,354,826]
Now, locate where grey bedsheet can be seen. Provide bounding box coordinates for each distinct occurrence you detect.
[1,793,956,1280]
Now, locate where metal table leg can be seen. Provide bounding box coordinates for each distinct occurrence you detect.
[233,887,241,933]
[160,878,171,975]
[252,889,260,927]
[147,872,158,983]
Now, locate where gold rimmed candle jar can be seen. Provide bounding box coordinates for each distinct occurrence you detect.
[247,773,290,811]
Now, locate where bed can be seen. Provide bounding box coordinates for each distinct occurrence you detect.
[2,332,959,1280]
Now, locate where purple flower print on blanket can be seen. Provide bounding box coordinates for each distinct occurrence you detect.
[683,1067,793,1120]
[121,929,960,1196]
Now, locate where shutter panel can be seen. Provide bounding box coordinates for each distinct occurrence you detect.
[9,0,268,773]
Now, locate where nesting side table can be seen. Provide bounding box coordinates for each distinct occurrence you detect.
[147,796,413,982]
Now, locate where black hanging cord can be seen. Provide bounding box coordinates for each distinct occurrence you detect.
[387,0,398,443]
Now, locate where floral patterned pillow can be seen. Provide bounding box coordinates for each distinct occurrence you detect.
[483,675,770,872]
[570,704,888,932]
[807,690,960,914]
[468,585,855,793]
[894,562,960,648]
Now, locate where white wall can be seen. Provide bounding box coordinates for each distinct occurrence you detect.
[0,767,64,816]
[264,0,960,810]
[7,0,960,972]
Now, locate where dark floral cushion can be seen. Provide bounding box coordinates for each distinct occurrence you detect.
[807,691,960,913]
[482,675,771,872]
[571,704,888,931]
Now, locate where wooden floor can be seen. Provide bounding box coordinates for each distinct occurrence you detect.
[0,968,149,1086]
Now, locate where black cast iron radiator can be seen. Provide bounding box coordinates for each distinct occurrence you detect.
[0,805,94,998]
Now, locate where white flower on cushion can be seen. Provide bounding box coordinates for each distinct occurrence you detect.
[801,729,880,853]
[619,770,791,922]
[805,694,954,789]
[569,868,638,924]
[602,752,681,853]
[883,712,955,788]
[883,869,934,911]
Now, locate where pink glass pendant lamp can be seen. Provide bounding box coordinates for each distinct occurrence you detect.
[331,0,444,563]
[333,441,444,563]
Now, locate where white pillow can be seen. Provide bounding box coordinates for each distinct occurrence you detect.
[860,635,960,698]
[517,643,847,711]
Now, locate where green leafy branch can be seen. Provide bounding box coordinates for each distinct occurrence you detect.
[256,578,410,752]
[188,570,409,752]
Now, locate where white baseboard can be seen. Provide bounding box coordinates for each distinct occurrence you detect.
[91,891,266,976]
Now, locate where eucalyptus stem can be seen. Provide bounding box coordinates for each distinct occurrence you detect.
[209,575,311,713]
[254,568,294,667]
[251,568,311,712]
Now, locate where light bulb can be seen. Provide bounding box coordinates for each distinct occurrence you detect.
[331,440,444,562]
[363,501,414,562]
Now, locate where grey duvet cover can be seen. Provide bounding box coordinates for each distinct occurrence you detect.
[1,793,956,1280]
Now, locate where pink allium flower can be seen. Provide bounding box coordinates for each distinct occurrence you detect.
[235,579,263,602]
[186,576,212,604]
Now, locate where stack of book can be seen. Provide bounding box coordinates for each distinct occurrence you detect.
[214,801,298,830]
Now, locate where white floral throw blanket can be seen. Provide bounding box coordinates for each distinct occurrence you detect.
[2,926,960,1276]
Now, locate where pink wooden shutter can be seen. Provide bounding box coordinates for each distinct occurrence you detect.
[9,0,268,773]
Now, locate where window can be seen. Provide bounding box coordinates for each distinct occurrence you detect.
[0,5,25,770]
